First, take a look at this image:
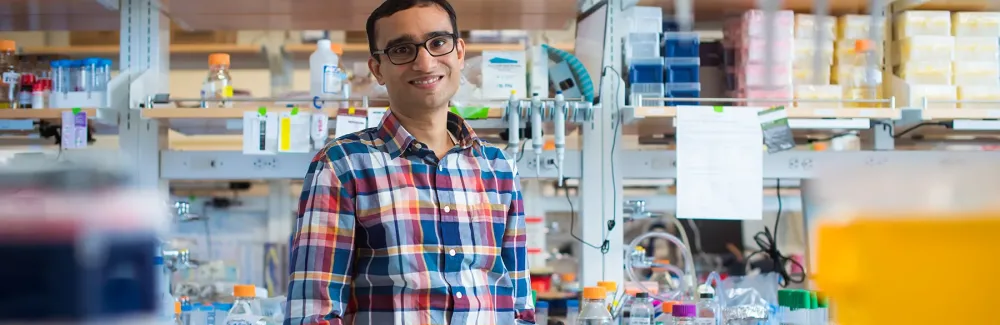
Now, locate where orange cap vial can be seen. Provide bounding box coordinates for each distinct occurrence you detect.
[233,284,256,298]
[582,286,607,300]
[208,53,230,66]
[174,301,181,314]
[0,40,15,52]
[854,39,874,52]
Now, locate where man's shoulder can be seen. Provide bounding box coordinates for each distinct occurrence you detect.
[475,140,519,176]
[314,128,379,162]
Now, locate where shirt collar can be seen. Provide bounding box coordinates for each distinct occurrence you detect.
[375,109,482,158]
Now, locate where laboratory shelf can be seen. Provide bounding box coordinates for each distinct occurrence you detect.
[625,106,901,120]
[21,44,264,57]
[921,109,1000,121]
[140,106,506,120]
[0,108,99,121]
[282,43,575,54]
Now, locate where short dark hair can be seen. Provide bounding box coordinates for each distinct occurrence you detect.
[365,0,459,60]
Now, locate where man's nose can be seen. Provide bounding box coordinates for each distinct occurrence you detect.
[411,47,437,71]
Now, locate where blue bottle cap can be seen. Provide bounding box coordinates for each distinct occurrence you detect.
[84,58,103,65]
[535,301,548,309]
[567,300,579,308]
[213,302,234,311]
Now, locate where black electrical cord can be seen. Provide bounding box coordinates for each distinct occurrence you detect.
[565,184,606,251]
[745,179,805,287]
[515,140,528,163]
[892,121,949,138]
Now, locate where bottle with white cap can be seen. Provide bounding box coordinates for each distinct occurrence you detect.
[310,39,343,105]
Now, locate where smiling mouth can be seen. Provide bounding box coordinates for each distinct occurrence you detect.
[409,76,443,86]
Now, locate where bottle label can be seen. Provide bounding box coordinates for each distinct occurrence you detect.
[695,317,715,325]
[322,65,343,94]
[627,318,652,325]
[2,72,19,85]
[223,85,234,98]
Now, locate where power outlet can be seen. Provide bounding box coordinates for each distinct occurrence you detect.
[541,157,558,170]
[253,157,279,169]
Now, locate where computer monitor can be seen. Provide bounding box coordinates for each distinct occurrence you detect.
[574,1,609,104]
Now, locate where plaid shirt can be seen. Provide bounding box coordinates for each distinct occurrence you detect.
[285,111,534,325]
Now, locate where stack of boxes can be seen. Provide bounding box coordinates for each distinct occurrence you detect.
[626,7,666,106]
[832,15,886,108]
[950,12,1000,108]
[792,14,841,108]
[626,6,701,107]
[723,10,795,108]
[895,11,957,109]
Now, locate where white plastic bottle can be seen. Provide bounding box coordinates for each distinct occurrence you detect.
[310,39,343,106]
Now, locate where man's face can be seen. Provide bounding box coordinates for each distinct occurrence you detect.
[369,5,465,112]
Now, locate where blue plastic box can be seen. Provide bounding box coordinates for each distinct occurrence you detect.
[665,83,701,106]
[629,58,665,84]
[663,32,700,58]
[664,57,701,83]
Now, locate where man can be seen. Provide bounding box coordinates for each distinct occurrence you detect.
[284,1,534,324]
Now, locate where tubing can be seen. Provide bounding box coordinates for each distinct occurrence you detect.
[625,231,697,302]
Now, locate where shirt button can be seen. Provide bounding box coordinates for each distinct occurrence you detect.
[456,292,463,299]
[443,206,451,213]
[449,249,456,256]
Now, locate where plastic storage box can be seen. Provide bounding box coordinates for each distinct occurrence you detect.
[905,84,957,109]
[954,37,1000,62]
[631,83,665,96]
[795,85,843,108]
[733,86,793,107]
[664,57,701,83]
[662,32,700,57]
[958,85,1000,108]
[838,15,885,40]
[628,6,663,34]
[898,61,953,85]
[834,39,884,65]
[736,10,795,39]
[794,14,837,40]
[895,11,952,39]
[629,58,665,84]
[733,38,795,64]
[952,12,1000,37]
[953,61,1000,86]
[794,41,834,66]
[793,66,833,85]
[627,32,662,63]
[897,36,955,62]
[665,83,701,106]
[736,63,793,88]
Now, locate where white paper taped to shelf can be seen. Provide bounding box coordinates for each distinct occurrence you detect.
[60,111,88,149]
[242,112,279,155]
[676,106,763,220]
[278,112,311,153]
[367,108,388,128]
[334,115,368,138]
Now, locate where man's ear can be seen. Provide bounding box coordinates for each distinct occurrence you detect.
[368,56,384,85]
[455,37,466,68]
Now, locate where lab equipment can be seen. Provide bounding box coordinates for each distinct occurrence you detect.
[654,301,677,325]
[696,285,719,325]
[225,285,268,325]
[180,302,193,325]
[719,274,779,325]
[778,289,811,325]
[530,92,543,175]
[567,299,580,325]
[505,90,520,161]
[0,40,20,109]
[201,53,234,108]
[598,281,618,309]
[175,302,183,325]
[51,59,70,94]
[310,39,344,106]
[627,292,654,325]
[625,231,696,302]
[672,304,698,325]
[579,286,614,325]
[553,92,566,186]
[535,301,549,325]
[842,39,882,108]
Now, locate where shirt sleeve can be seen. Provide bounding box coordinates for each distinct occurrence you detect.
[502,168,535,324]
[285,153,356,325]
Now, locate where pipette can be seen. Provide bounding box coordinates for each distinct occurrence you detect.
[506,90,520,161]
[530,93,543,175]
[553,91,566,186]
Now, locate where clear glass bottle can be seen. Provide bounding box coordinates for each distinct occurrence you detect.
[672,304,698,325]
[579,286,614,325]
[627,292,655,325]
[843,39,882,108]
[225,284,268,325]
[201,53,233,108]
[597,281,618,309]
[655,301,677,325]
[696,292,718,325]
[535,300,548,325]
[0,40,21,109]
[566,299,580,325]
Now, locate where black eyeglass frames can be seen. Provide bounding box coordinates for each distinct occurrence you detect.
[372,34,458,65]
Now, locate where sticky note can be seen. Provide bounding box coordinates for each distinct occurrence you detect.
[713,106,724,113]
[279,116,292,151]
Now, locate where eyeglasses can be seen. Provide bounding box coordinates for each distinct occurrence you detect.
[372,34,457,65]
